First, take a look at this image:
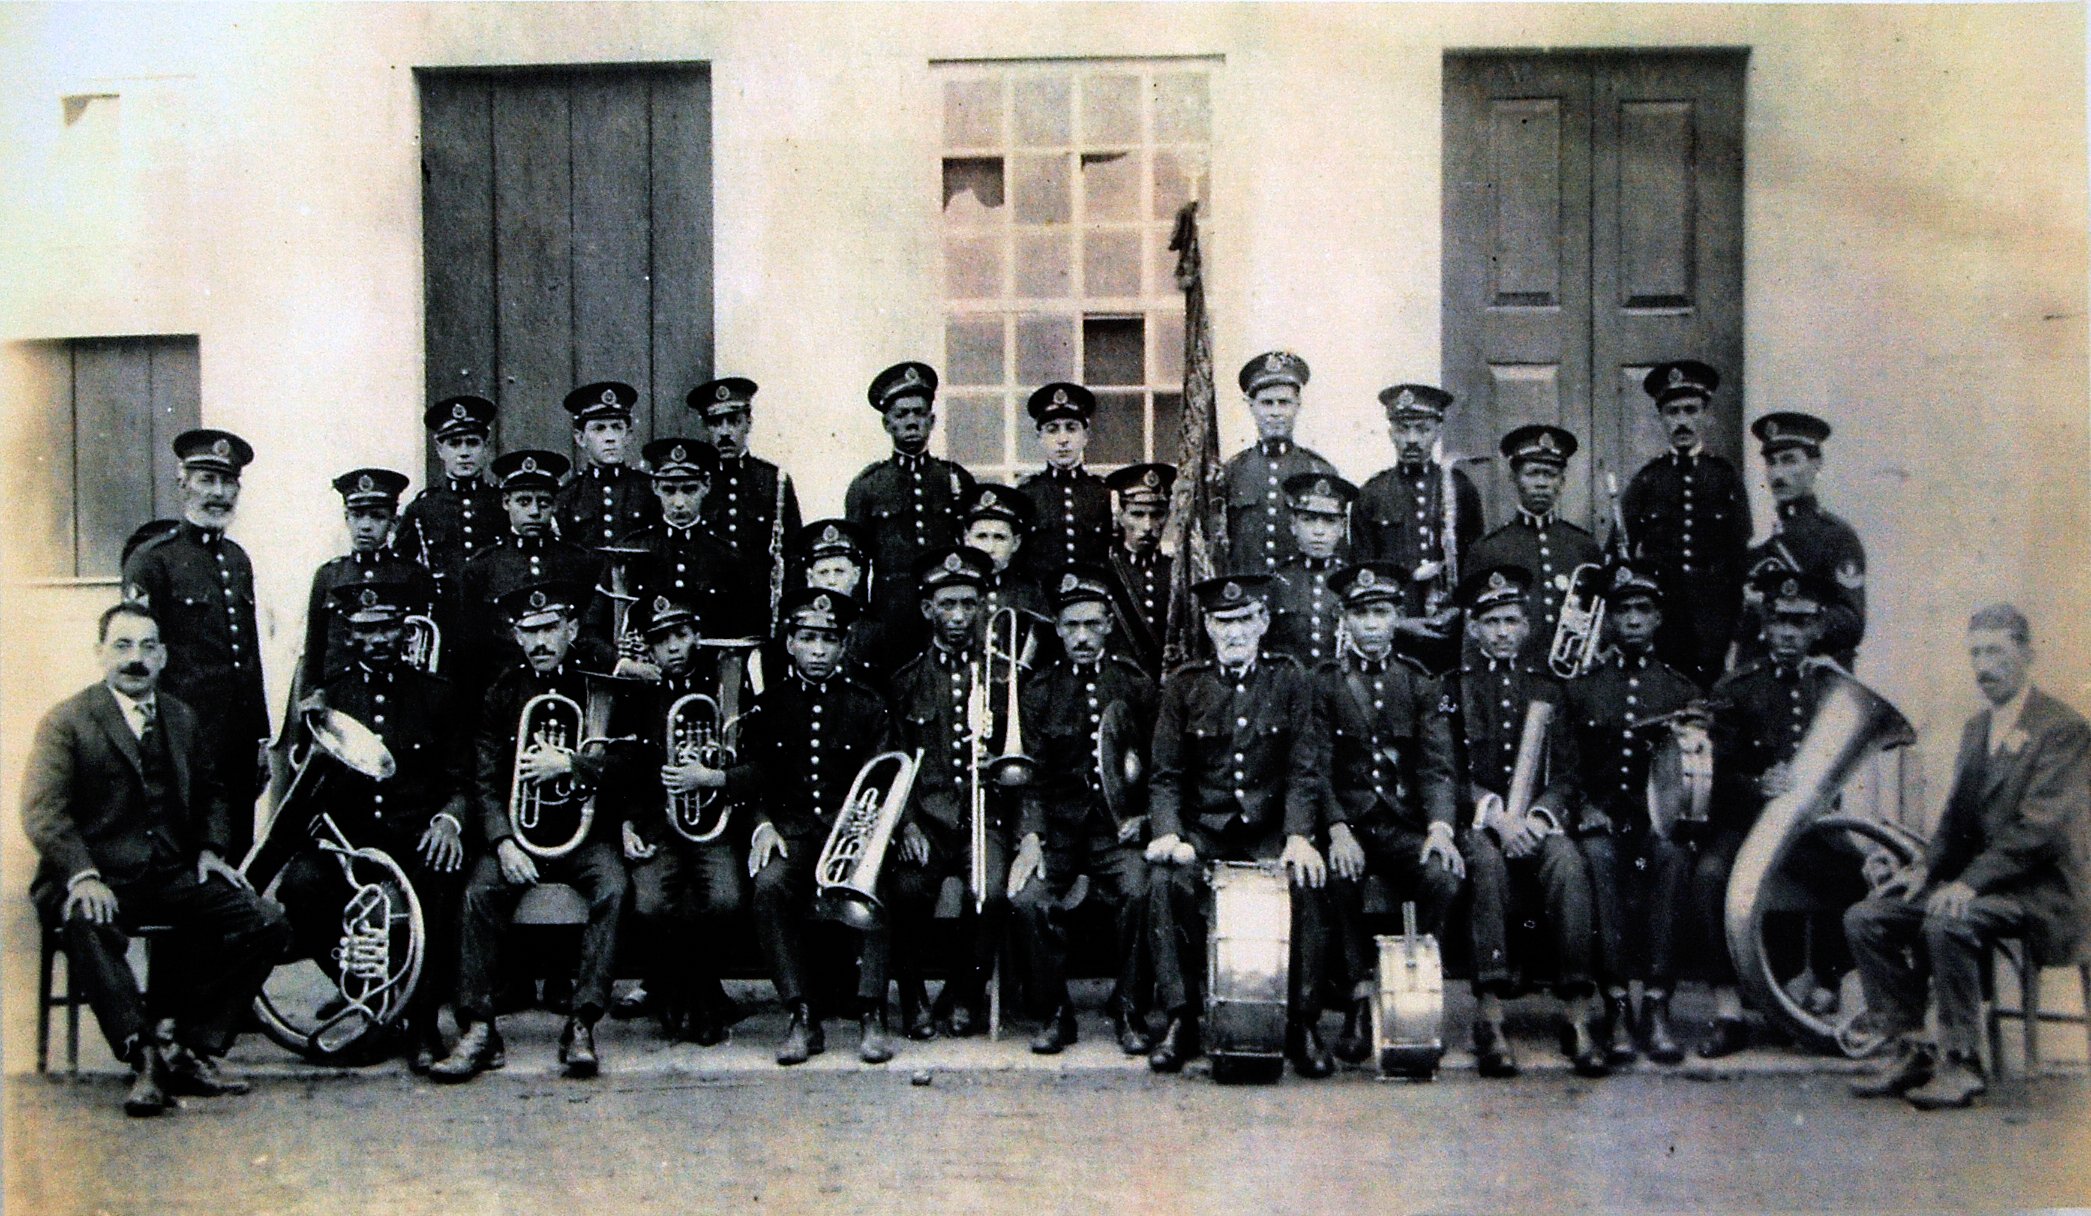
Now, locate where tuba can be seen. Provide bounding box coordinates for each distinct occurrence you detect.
[509,690,589,858]
[1547,564,1608,679]
[401,612,441,673]
[814,749,924,930]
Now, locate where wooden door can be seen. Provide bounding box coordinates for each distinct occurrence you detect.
[419,65,714,465]
[1443,50,1745,530]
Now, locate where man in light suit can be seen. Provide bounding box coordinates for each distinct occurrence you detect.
[1846,604,2091,1109]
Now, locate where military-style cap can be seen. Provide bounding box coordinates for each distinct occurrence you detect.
[331,467,411,507]
[173,429,255,475]
[963,484,1034,533]
[1750,567,1834,617]
[1283,473,1358,516]
[328,572,422,626]
[1239,350,1310,395]
[1050,562,1117,610]
[867,361,939,411]
[425,394,496,439]
[688,377,758,419]
[1191,574,1276,619]
[495,578,585,628]
[791,518,868,563]
[635,591,703,638]
[1026,382,1097,427]
[1643,360,1721,406]
[642,437,718,480]
[1105,462,1177,505]
[1500,424,1579,469]
[1604,563,1663,606]
[1331,562,1408,608]
[1457,564,1533,613]
[1378,384,1454,421]
[563,381,638,425]
[913,545,993,595]
[491,449,570,493]
[1751,411,1832,457]
[779,585,861,634]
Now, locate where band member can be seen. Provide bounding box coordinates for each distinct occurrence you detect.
[297,468,436,692]
[1737,412,1867,670]
[1846,605,2091,1110]
[1620,361,1751,687]
[1467,426,1604,668]
[122,428,270,860]
[1223,351,1337,575]
[1695,569,1843,1059]
[1009,564,1158,1055]
[1143,575,1333,1077]
[962,484,1052,623]
[1102,463,1176,675]
[455,451,606,696]
[553,380,658,549]
[22,602,291,1115]
[1549,564,1702,1065]
[400,394,500,658]
[689,377,801,576]
[616,437,764,640]
[743,587,902,1065]
[1264,473,1357,665]
[1445,565,1606,1076]
[1304,561,1465,1067]
[1354,384,1485,673]
[845,361,977,670]
[1014,382,1113,576]
[788,518,886,678]
[431,580,626,1082]
[276,575,470,1072]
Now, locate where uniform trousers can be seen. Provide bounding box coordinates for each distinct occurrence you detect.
[889,817,1011,997]
[1845,892,2027,1061]
[750,832,890,1011]
[628,839,745,1013]
[456,841,627,1024]
[1315,820,1462,1004]
[1009,819,1151,1016]
[1464,829,1596,997]
[1146,824,1326,1020]
[1579,828,1691,990]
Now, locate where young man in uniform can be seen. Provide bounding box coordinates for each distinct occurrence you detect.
[1014,381,1113,577]
[1354,384,1486,672]
[553,380,658,549]
[1467,425,1604,670]
[1221,351,1336,576]
[1102,462,1176,675]
[1264,473,1357,666]
[401,394,499,661]
[1737,411,1867,670]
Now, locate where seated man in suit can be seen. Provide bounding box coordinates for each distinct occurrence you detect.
[1846,604,2091,1109]
[21,601,291,1116]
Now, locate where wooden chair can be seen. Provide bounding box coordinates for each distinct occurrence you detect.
[1983,935,2091,1077]
[37,920,174,1076]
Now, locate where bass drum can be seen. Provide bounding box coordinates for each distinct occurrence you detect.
[1204,861,1289,1084]
[253,840,427,1065]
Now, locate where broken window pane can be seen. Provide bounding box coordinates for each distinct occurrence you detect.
[1013,75,1071,146]
[1083,73,1141,144]
[1011,153,1071,225]
[942,158,1005,221]
[1151,392,1184,460]
[1080,151,1139,222]
[1083,315,1145,385]
[1151,311,1185,384]
[1089,390,1146,465]
[1083,228,1142,297]
[1153,149,1207,221]
[944,79,1003,148]
[1153,73,1210,143]
[1016,314,1076,385]
[945,393,1007,465]
[1016,229,1072,299]
[945,233,1004,299]
[946,318,1005,386]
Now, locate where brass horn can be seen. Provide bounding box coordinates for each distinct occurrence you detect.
[401,612,441,673]
[509,690,588,858]
[984,607,1037,788]
[665,692,730,843]
[1547,563,1608,679]
[814,749,924,930]
[1094,700,1148,844]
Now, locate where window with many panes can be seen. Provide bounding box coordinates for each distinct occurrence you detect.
[937,60,1212,482]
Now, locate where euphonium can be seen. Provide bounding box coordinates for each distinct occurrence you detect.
[665,692,731,843]
[1547,563,1607,679]
[401,613,441,673]
[814,749,924,931]
[509,690,589,858]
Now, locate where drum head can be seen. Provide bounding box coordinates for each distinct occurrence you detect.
[303,708,397,780]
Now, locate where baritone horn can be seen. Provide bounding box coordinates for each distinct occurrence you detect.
[510,690,588,858]
[814,749,924,931]
[665,691,733,843]
[1547,563,1607,679]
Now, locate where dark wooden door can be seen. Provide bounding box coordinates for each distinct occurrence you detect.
[1443,50,1745,530]
[419,65,713,464]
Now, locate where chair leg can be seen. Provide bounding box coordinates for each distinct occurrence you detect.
[2022,951,2041,1075]
[37,930,54,1075]
[66,937,82,1078]
[1983,944,2005,1078]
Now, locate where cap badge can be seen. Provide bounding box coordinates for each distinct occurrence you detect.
[1357,568,1377,588]
[528,590,548,609]
[520,456,538,473]
[1396,389,1416,409]
[1223,580,1242,602]
[1142,469,1160,487]
[813,593,832,613]
[981,489,998,508]
[1782,578,1799,598]
[1264,352,1286,372]
[1765,419,1782,439]
[715,384,732,402]
[670,444,687,462]
[357,474,375,493]
[451,403,469,420]
[654,596,670,614]
[1538,433,1558,452]
[943,552,963,573]
[359,588,378,608]
[1668,366,1686,387]
[1313,478,1331,496]
[822,524,840,543]
[1060,572,1079,593]
[1052,388,1069,405]
[600,388,618,406]
[901,366,921,386]
[211,437,231,457]
[1488,570,1508,592]
[1614,567,1634,589]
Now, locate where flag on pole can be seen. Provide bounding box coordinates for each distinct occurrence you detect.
[1161,201,1224,671]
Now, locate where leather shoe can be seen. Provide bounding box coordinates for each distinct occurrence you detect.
[1565,1014,1610,1077]
[558,1018,599,1079]
[1851,1039,1935,1098]
[162,1044,250,1097]
[1030,1005,1078,1055]
[611,983,653,1020]
[1148,1013,1198,1073]
[1905,1054,1986,1110]
[1640,993,1684,1065]
[777,1002,819,1066]
[123,1043,169,1117]
[1603,994,1639,1065]
[1288,1019,1335,1079]
[1110,1003,1153,1056]
[1696,1016,1750,1059]
[1334,996,1373,1065]
[859,1011,894,1064]
[900,982,938,1041]
[1472,1019,1519,1078]
[429,1021,497,1083]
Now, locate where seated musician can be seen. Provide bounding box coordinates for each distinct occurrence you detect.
[21,601,291,1116]
[744,586,901,1065]
[431,580,625,1083]
[1846,604,2091,1109]
[1302,561,1464,1067]
[1009,564,1158,1056]
[1143,575,1334,1077]
[1444,565,1607,1077]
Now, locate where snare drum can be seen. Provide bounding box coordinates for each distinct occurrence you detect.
[1204,860,1290,1082]
[1372,903,1445,1079]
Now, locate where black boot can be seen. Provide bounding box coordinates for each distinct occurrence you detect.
[1334,995,1373,1065]
[123,1041,169,1117]
[900,979,937,1041]
[1565,1011,1611,1078]
[777,1001,818,1066]
[1850,1038,1935,1098]
[558,1017,599,1079]
[1288,1018,1335,1079]
[162,1043,250,1096]
[1030,1005,1078,1055]
[1697,1016,1750,1059]
[1148,1012,1199,1073]
[1603,992,1639,1065]
[1109,1001,1154,1056]
[1641,992,1684,1065]
[859,1004,894,1065]
[942,972,986,1038]
[1473,1019,1519,1078]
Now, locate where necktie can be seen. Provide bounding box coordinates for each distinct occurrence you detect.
[137,699,158,745]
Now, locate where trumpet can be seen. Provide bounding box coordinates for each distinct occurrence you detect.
[665,692,734,843]
[1547,563,1608,679]
[814,749,924,930]
[402,612,441,673]
[510,691,588,858]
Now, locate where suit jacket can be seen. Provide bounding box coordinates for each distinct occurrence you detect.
[1928,687,2091,965]
[21,684,228,905]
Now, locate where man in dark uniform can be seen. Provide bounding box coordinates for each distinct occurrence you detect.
[1468,425,1605,670]
[123,428,269,861]
[431,580,626,1083]
[455,451,605,698]
[961,484,1053,624]
[1548,564,1704,1065]
[1008,564,1158,1056]
[1222,351,1336,576]
[1619,361,1751,687]
[276,574,471,1072]
[789,518,886,679]
[689,376,802,628]
[297,468,437,693]
[1444,565,1607,1077]
[1142,575,1334,1077]
[400,394,499,662]
[1737,411,1867,670]
[1354,384,1486,672]
[1265,473,1357,666]
[1014,382,1114,577]
[844,361,976,671]
[1303,561,1465,1067]
[1103,463,1176,676]
[743,587,901,1065]
[613,437,764,641]
[552,381,658,549]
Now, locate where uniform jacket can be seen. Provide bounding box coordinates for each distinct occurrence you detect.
[1265,555,1343,666]
[298,550,439,690]
[401,474,500,586]
[1737,495,1867,668]
[1621,449,1751,588]
[732,670,895,841]
[1355,461,1486,614]
[122,524,269,742]
[1312,651,1456,834]
[455,532,605,692]
[1107,545,1172,676]
[473,663,610,848]
[554,462,659,551]
[1466,511,1605,668]
[1016,654,1156,839]
[844,452,976,615]
[1546,649,1702,831]
[889,643,1019,833]
[1223,440,1336,575]
[1443,658,1567,818]
[702,453,802,573]
[1015,465,1114,576]
[304,662,470,846]
[1707,657,1835,830]
[605,668,723,844]
[1148,654,1322,843]
[615,520,766,640]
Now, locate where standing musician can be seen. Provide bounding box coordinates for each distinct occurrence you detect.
[615,436,765,641]
[1222,351,1337,576]
[961,484,1053,624]
[431,580,626,1083]
[1304,561,1465,1068]
[1737,411,1867,671]
[277,575,471,1073]
[1008,564,1159,1056]
[689,377,801,610]
[552,380,658,549]
[1445,565,1607,1077]
[400,393,500,662]
[788,518,886,679]
[1143,575,1333,1077]
[743,587,902,1065]
[1467,425,1604,669]
[1847,605,2091,1110]
[1354,384,1486,673]
[1013,382,1114,577]
[22,602,291,1116]
[122,428,270,860]
[845,361,976,671]
[1102,462,1176,676]
[1619,360,1751,687]
[1264,473,1358,666]
[455,451,606,698]
[1548,564,1703,1066]
[297,468,436,693]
